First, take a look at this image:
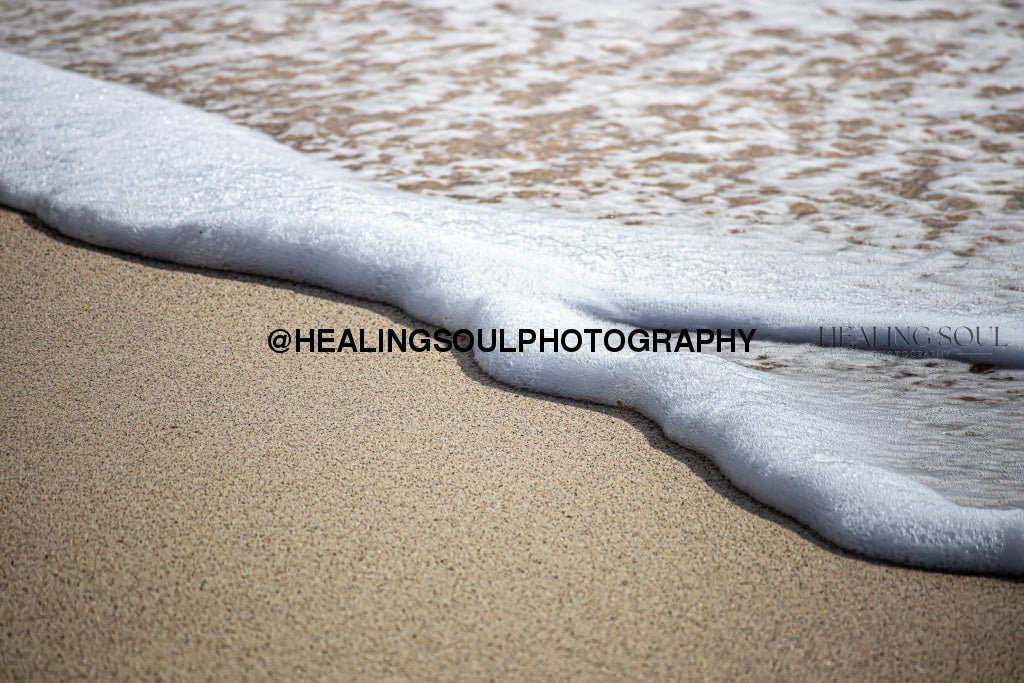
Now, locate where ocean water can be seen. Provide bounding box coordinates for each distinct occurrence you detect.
[0,0,1021,573]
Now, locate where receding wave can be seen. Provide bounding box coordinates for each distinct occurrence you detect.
[1,49,1022,573]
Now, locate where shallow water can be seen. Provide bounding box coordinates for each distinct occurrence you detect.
[1,0,1022,571]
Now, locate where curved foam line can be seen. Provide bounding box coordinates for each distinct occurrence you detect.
[2,51,1021,573]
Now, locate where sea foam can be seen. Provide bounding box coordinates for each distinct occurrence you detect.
[1,50,1022,573]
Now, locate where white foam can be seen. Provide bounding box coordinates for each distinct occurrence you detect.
[1,50,1022,573]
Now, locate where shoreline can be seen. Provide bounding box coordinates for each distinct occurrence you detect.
[2,205,1022,677]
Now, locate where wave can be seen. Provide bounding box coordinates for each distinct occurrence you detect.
[1,50,1021,573]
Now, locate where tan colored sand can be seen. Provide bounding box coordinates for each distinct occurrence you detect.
[1,206,1021,680]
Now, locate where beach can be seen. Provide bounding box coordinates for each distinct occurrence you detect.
[2,205,1022,678]
[2,0,1024,675]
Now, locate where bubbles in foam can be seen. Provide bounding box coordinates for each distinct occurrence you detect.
[1,44,1022,573]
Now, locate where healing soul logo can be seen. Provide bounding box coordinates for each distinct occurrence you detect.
[817,325,1008,359]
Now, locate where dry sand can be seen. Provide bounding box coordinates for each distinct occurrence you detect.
[1,205,1022,679]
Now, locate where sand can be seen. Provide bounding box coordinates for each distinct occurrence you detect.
[1,205,1021,679]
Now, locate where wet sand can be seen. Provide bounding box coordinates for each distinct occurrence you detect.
[1,206,1022,679]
